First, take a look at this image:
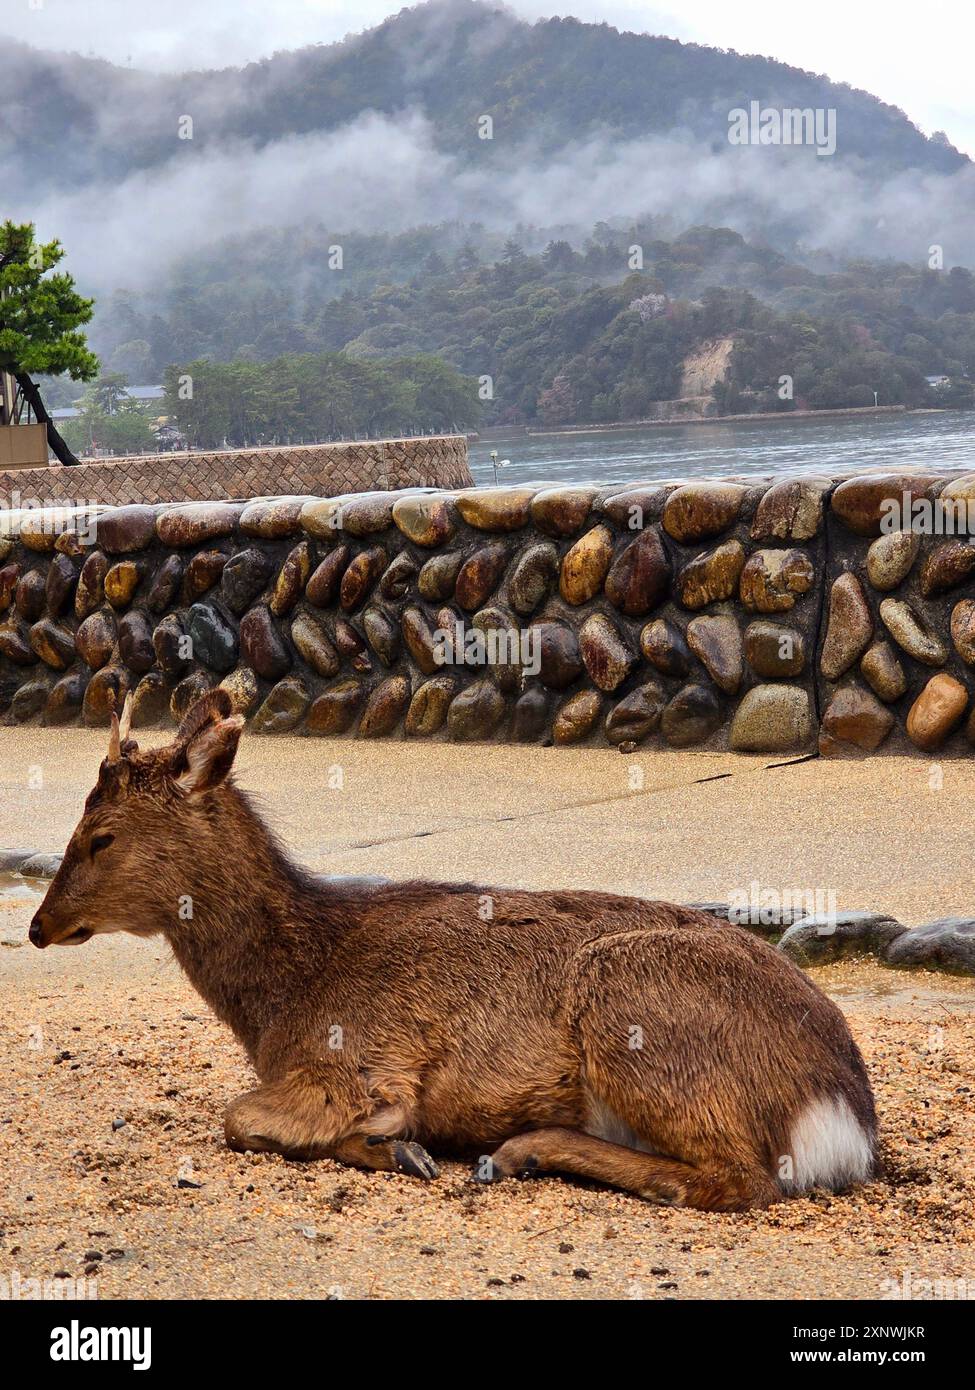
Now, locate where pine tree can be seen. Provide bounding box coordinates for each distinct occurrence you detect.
[0,221,99,465]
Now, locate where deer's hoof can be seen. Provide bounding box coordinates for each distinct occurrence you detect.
[392,1140,440,1180]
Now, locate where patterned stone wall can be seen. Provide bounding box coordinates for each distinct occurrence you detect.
[1,471,974,753]
[0,435,472,508]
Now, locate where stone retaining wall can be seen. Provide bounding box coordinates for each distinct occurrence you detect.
[0,435,472,508]
[2,470,975,753]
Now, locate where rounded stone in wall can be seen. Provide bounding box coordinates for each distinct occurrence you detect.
[729,684,812,753]
[182,550,228,602]
[239,606,291,681]
[472,606,522,693]
[604,681,666,745]
[820,685,895,752]
[334,619,372,672]
[662,482,745,543]
[15,570,46,622]
[830,474,939,537]
[219,549,273,618]
[405,675,457,737]
[400,605,441,676]
[0,561,20,613]
[290,610,340,677]
[359,675,411,738]
[391,494,457,547]
[446,679,507,741]
[919,540,975,598]
[380,552,417,601]
[219,667,260,718]
[340,547,386,611]
[170,670,212,723]
[865,531,919,591]
[507,542,559,616]
[661,683,723,747]
[455,543,509,612]
[45,670,88,726]
[552,689,602,745]
[156,502,240,548]
[77,610,116,671]
[304,547,349,609]
[686,614,742,695]
[859,642,907,703]
[530,487,597,537]
[0,618,36,666]
[252,676,310,734]
[532,621,584,690]
[676,539,745,611]
[906,673,968,751]
[74,551,108,619]
[45,553,77,616]
[362,607,401,667]
[306,678,368,734]
[29,618,76,670]
[512,686,550,742]
[11,679,50,722]
[579,612,637,692]
[455,488,536,532]
[118,610,156,674]
[820,573,873,680]
[418,551,463,602]
[559,525,615,605]
[744,620,805,678]
[739,549,814,613]
[750,476,829,542]
[239,497,312,539]
[130,672,170,728]
[639,618,691,677]
[950,599,975,666]
[84,666,131,727]
[604,527,671,616]
[104,561,141,609]
[879,598,948,666]
[147,554,183,613]
[270,542,312,617]
[152,613,187,676]
[187,603,238,674]
[96,505,159,554]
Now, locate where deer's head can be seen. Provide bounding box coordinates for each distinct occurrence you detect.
[29,690,245,948]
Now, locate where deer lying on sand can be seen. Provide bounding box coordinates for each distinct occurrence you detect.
[30,690,877,1210]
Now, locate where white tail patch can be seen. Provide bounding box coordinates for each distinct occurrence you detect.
[781,1093,874,1194]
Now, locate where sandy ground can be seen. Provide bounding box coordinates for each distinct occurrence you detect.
[2,729,975,1300]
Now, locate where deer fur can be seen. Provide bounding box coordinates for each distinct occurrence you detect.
[30,690,878,1210]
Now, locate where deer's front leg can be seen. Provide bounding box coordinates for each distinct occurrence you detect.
[223,1072,439,1179]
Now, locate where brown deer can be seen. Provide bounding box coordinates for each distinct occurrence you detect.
[29,690,877,1210]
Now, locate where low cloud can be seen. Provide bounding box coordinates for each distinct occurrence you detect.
[9,105,975,299]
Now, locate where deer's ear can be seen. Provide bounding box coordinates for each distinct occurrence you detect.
[175,716,245,797]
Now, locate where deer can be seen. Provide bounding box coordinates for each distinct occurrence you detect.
[29,689,878,1210]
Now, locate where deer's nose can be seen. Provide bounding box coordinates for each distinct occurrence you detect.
[29,911,51,948]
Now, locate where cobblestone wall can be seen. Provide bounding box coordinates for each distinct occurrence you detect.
[2,470,975,754]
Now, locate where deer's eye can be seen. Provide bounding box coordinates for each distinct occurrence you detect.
[90,833,115,859]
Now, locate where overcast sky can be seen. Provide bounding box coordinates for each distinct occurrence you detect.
[3,0,974,155]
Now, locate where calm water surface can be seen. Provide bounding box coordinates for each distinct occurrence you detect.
[468,411,975,488]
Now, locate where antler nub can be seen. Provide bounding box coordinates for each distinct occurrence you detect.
[107,709,121,763]
[118,690,134,743]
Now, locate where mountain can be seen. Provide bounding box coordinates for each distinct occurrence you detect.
[1,0,966,186]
